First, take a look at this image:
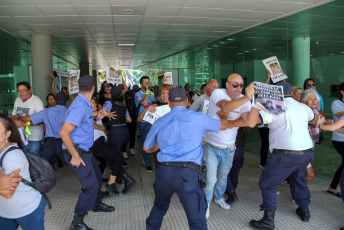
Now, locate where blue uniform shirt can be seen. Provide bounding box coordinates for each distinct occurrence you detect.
[31,105,67,138]
[144,106,221,165]
[62,93,94,151]
[134,90,155,121]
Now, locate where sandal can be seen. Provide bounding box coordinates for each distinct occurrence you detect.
[327,189,341,197]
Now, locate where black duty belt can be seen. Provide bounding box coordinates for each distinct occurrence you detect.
[159,162,200,171]
[45,137,61,141]
[273,148,313,155]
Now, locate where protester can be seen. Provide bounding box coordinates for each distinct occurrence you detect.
[189,79,219,113]
[291,86,302,102]
[184,83,194,104]
[60,75,114,230]
[11,82,44,156]
[303,78,324,113]
[0,168,21,199]
[135,76,155,172]
[0,114,46,230]
[143,87,235,230]
[45,94,56,108]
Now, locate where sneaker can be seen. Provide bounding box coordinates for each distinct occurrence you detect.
[259,164,266,169]
[206,204,210,219]
[130,148,136,155]
[277,190,280,195]
[123,152,128,159]
[146,166,153,172]
[215,198,230,210]
[123,161,128,168]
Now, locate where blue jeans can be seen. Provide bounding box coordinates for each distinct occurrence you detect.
[202,143,235,203]
[24,140,43,156]
[138,122,152,167]
[0,196,46,230]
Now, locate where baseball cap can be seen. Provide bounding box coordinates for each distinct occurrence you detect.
[78,75,95,91]
[169,87,187,102]
[276,82,291,94]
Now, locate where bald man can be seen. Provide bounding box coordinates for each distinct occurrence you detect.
[189,79,219,114]
[202,73,255,218]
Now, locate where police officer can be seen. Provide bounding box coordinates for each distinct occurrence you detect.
[240,82,316,229]
[59,75,114,230]
[14,93,68,166]
[143,87,233,230]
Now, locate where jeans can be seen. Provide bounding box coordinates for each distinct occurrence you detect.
[202,143,235,203]
[23,140,43,156]
[138,122,152,167]
[0,196,46,230]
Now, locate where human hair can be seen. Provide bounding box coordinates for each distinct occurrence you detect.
[99,81,113,94]
[200,84,207,91]
[140,76,149,85]
[184,83,190,87]
[46,93,55,103]
[291,86,302,95]
[16,81,31,90]
[61,87,67,91]
[303,78,315,90]
[0,114,24,149]
[301,89,320,102]
[160,84,173,93]
[339,82,344,102]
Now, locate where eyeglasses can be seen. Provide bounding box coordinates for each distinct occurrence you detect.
[227,81,244,89]
[307,83,316,87]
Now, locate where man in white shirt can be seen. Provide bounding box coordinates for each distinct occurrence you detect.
[12,82,44,155]
[202,73,255,218]
[189,79,219,114]
[237,82,315,229]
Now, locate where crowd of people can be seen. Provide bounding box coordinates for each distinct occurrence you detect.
[0,72,343,230]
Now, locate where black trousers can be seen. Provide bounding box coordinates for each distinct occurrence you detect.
[330,140,344,189]
[110,125,130,152]
[127,119,137,149]
[91,136,124,177]
[258,127,270,165]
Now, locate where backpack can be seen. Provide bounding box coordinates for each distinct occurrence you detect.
[0,146,56,208]
[125,89,140,119]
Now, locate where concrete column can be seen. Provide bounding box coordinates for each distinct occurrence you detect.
[292,36,310,87]
[92,69,98,93]
[79,62,89,76]
[31,34,52,102]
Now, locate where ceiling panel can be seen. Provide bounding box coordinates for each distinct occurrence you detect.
[37,5,77,15]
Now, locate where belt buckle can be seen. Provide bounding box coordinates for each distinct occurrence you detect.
[182,162,187,167]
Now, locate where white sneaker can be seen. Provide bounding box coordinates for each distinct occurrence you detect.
[206,204,210,219]
[215,198,230,210]
[130,148,136,155]
[123,152,128,159]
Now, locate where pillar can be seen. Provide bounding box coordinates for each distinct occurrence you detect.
[31,34,52,102]
[92,69,98,93]
[292,36,310,87]
[79,62,90,76]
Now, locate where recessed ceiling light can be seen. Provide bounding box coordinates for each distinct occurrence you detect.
[227,38,235,41]
[341,51,344,54]
[330,53,334,55]
[124,9,133,14]
[117,43,135,46]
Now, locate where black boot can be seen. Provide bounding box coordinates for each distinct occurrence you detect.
[226,190,238,204]
[92,198,115,212]
[249,210,275,230]
[106,183,119,194]
[296,207,310,222]
[69,213,93,230]
[115,177,123,184]
[122,172,136,194]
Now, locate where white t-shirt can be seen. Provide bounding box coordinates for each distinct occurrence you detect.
[259,97,314,152]
[189,94,210,114]
[94,120,107,142]
[331,100,344,142]
[0,145,42,218]
[203,89,251,147]
[12,95,44,141]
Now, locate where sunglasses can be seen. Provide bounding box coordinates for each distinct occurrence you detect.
[307,83,316,87]
[228,81,244,89]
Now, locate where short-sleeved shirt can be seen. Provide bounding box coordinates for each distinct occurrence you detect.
[259,97,314,152]
[203,89,251,147]
[134,90,156,121]
[94,120,107,142]
[189,94,210,114]
[12,95,44,141]
[30,105,67,138]
[144,106,221,166]
[332,100,344,141]
[0,145,42,219]
[62,93,94,151]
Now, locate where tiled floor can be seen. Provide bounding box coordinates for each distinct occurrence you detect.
[45,137,344,230]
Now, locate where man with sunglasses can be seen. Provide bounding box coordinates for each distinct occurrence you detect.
[202,73,255,218]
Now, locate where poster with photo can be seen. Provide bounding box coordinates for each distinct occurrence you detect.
[143,105,171,125]
[262,56,288,83]
[106,64,122,85]
[68,70,80,95]
[251,81,285,115]
[54,69,69,78]
[162,72,173,85]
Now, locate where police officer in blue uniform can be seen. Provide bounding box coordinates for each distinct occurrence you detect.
[144,87,233,230]
[59,75,114,230]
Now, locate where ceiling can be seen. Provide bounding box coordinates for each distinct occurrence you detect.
[0,0,334,70]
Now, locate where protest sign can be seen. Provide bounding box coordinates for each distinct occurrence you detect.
[68,70,80,95]
[162,72,173,85]
[262,56,288,83]
[252,81,285,115]
[106,64,122,84]
[143,105,171,125]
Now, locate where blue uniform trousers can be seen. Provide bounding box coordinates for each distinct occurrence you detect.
[42,138,65,167]
[63,149,103,215]
[138,122,152,167]
[226,146,245,192]
[146,166,207,230]
[340,169,344,202]
[259,149,313,211]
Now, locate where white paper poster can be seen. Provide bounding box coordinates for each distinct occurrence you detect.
[262,56,288,83]
[106,64,122,84]
[162,72,173,85]
[68,70,80,95]
[143,105,171,125]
